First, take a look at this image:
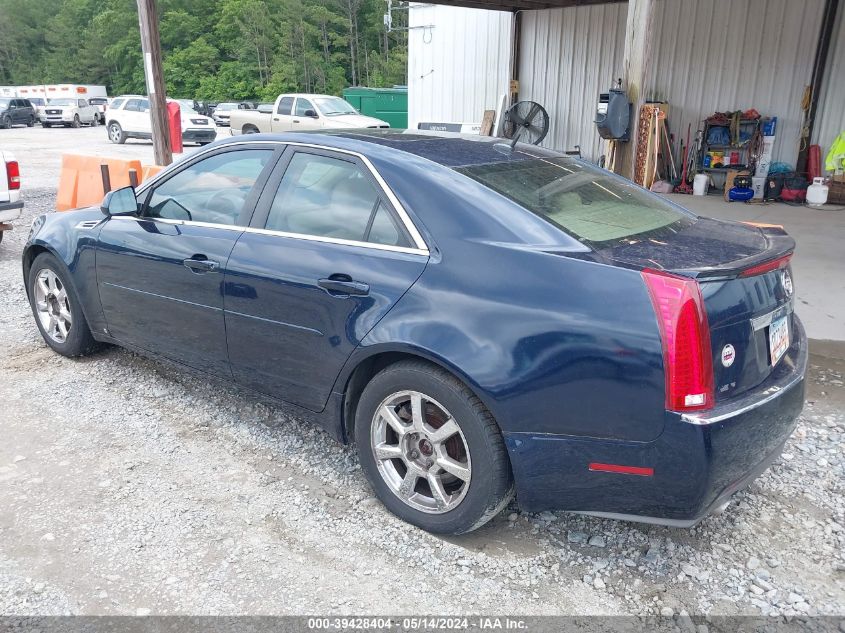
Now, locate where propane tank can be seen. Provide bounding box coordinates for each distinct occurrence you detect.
[806,177,829,208]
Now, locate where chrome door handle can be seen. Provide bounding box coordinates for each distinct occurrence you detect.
[183,257,219,273]
[318,275,369,297]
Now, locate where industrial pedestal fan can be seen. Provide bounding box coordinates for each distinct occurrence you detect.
[502,101,549,146]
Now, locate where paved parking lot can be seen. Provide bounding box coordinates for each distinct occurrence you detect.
[1,126,843,618]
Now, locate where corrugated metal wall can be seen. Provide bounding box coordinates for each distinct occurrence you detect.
[518,0,826,166]
[407,4,513,130]
[646,0,825,166]
[519,3,628,162]
[813,0,845,162]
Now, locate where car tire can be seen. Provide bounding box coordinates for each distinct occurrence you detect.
[27,116,35,127]
[27,252,100,358]
[42,122,51,128]
[354,360,513,535]
[1,116,10,129]
[90,115,98,127]
[71,114,81,128]
[108,122,126,144]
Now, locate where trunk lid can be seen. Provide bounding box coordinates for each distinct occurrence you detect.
[604,218,796,403]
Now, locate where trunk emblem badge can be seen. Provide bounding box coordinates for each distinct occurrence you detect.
[781,270,794,297]
[721,344,736,368]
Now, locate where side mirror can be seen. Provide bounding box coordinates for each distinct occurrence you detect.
[101,186,138,217]
[305,109,318,118]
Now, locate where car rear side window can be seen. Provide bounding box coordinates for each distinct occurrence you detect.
[110,98,125,110]
[277,97,294,115]
[144,149,273,226]
[263,152,411,248]
[456,158,695,248]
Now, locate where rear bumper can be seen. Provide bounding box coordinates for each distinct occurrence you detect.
[506,316,807,526]
[0,200,24,223]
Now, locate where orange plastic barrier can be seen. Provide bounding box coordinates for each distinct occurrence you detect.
[141,165,165,181]
[56,154,144,211]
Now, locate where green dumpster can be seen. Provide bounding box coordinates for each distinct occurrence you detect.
[343,87,408,129]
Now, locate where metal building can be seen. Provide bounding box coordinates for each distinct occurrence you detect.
[408,0,843,168]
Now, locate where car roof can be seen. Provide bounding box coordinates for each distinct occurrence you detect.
[279,94,338,100]
[219,129,561,169]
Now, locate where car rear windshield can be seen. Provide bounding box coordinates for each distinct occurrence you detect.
[456,157,695,248]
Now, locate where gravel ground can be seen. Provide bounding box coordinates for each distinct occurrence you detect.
[0,128,843,619]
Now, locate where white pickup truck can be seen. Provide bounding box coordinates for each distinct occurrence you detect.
[41,97,99,128]
[0,150,22,245]
[229,93,389,135]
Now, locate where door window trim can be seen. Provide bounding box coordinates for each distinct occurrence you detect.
[134,144,284,228]
[251,146,414,251]
[132,140,429,255]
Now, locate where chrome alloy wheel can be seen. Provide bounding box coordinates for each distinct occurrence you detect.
[108,123,122,142]
[33,269,73,344]
[370,390,471,514]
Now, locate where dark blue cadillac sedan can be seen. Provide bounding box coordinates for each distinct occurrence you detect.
[23,131,806,534]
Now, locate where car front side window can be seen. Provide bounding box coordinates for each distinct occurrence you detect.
[295,99,314,117]
[263,152,410,248]
[144,150,274,226]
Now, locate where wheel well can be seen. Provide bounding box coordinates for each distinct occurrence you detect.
[22,245,51,294]
[341,351,491,445]
[243,124,259,133]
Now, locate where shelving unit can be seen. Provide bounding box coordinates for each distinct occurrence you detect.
[699,118,761,173]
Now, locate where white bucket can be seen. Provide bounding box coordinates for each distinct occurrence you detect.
[693,174,709,196]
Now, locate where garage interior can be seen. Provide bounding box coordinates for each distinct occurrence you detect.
[407,0,845,345]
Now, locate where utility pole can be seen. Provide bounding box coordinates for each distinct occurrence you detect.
[616,0,655,181]
[136,0,172,166]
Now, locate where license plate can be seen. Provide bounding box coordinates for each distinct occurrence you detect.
[769,316,789,366]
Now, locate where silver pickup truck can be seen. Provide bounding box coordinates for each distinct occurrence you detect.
[0,150,22,245]
[230,93,389,135]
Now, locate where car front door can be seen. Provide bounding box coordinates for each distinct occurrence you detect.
[78,99,94,123]
[95,144,281,375]
[292,98,322,130]
[224,147,429,411]
[270,96,295,132]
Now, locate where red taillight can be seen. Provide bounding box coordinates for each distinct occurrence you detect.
[738,253,792,277]
[642,269,714,411]
[6,161,20,190]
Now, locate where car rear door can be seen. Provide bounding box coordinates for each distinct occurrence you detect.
[223,145,429,411]
[96,144,282,375]
[270,96,295,132]
[121,98,146,134]
[11,100,24,124]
